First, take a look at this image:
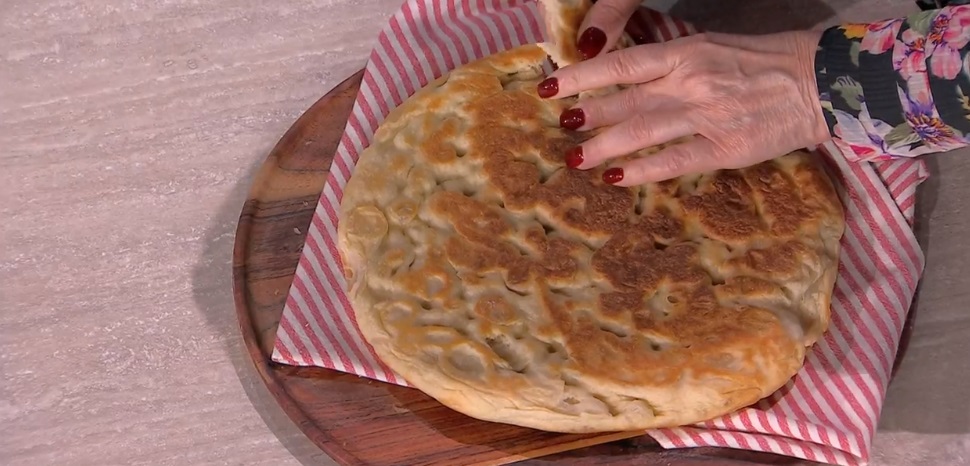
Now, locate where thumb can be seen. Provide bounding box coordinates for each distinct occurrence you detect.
[576,0,642,60]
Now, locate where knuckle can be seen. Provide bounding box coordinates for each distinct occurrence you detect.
[618,94,639,116]
[606,51,639,80]
[661,151,689,174]
[609,90,637,117]
[689,38,723,57]
[627,114,656,143]
[680,41,726,70]
[663,144,700,174]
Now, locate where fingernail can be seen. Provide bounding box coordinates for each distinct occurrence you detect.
[603,167,624,184]
[537,77,558,98]
[560,108,585,130]
[565,146,584,169]
[578,27,607,60]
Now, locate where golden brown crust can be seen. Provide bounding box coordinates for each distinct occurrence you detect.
[337,44,845,433]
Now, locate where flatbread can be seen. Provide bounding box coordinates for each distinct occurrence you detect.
[537,0,595,66]
[337,44,844,432]
[337,6,845,433]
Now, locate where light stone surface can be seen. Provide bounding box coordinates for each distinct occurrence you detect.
[0,1,967,465]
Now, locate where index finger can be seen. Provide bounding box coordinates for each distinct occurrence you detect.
[541,42,676,99]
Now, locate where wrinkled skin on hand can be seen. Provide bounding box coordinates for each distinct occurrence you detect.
[542,0,831,186]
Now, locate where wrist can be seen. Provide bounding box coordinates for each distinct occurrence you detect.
[790,29,830,146]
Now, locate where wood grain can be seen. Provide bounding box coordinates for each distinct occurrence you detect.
[232,70,822,466]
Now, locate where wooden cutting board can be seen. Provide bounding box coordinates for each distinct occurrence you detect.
[232,69,910,466]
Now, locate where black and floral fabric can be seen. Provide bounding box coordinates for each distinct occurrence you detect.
[816,6,970,161]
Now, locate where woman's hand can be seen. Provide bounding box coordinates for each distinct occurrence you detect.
[538,30,832,186]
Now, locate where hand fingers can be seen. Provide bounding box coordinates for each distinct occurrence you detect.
[606,137,721,186]
[544,43,676,99]
[571,110,695,169]
[561,84,677,130]
[576,0,643,59]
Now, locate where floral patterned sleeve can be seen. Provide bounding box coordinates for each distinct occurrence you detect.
[815,6,970,161]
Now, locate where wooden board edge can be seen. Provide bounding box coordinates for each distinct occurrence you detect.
[232,69,368,466]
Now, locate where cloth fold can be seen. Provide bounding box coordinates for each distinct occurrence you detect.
[271,2,928,464]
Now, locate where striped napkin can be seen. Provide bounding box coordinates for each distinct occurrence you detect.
[271,1,928,464]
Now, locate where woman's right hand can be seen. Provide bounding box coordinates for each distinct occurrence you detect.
[541,0,831,186]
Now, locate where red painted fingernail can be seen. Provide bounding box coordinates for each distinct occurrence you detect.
[560,108,585,130]
[565,146,584,169]
[537,77,558,98]
[603,167,624,184]
[578,27,607,60]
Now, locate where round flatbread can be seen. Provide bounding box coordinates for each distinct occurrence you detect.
[337,44,844,433]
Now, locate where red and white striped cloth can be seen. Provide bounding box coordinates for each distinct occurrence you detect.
[271,2,929,464]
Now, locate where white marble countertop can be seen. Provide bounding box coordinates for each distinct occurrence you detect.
[2,1,968,465]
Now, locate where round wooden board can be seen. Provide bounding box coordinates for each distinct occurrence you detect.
[232,70,913,466]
